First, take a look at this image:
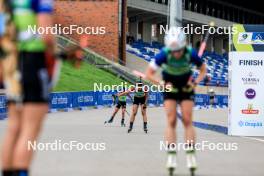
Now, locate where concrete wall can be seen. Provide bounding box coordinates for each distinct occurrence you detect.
[129,21,138,40]
[214,37,224,54]
[128,0,234,27]
[142,22,152,43]
[157,24,165,44]
[54,0,119,61]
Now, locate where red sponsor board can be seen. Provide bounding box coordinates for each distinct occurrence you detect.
[241,109,259,114]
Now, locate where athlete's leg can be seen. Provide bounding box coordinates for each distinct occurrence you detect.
[1,104,21,169]
[180,100,197,171]
[112,107,119,118]
[121,107,126,126]
[164,99,178,172]
[107,107,120,123]
[12,103,48,169]
[141,104,147,123]
[141,104,148,131]
[121,107,125,120]
[164,100,177,144]
[130,104,138,123]
[128,104,138,132]
[180,100,195,144]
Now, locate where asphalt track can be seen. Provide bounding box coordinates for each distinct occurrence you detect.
[0,106,264,176]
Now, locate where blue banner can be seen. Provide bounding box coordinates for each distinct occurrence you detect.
[72,91,96,108]
[96,91,116,106]
[147,92,158,105]
[0,95,7,119]
[0,92,229,117]
[50,92,72,110]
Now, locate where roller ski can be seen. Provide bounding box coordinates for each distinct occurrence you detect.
[186,150,197,176]
[127,127,133,133]
[166,150,177,176]
[104,117,113,125]
[128,122,134,133]
[143,127,148,133]
[121,119,126,127]
[143,122,148,133]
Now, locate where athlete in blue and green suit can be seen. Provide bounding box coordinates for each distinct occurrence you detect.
[146,27,207,174]
[104,87,132,127]
[1,0,54,175]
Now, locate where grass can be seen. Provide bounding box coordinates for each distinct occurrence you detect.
[53,61,127,92]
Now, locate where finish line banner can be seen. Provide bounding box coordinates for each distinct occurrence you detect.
[228,25,264,136]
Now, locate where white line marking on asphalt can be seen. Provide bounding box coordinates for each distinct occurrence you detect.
[241,136,264,143]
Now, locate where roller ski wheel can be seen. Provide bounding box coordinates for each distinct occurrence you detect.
[127,128,133,133]
[190,168,196,176]
[121,119,126,127]
[166,151,177,176]
[144,128,148,134]
[168,167,175,176]
[104,119,113,125]
[186,151,197,176]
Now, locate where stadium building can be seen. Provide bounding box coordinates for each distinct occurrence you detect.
[125,0,264,88]
[54,0,264,88]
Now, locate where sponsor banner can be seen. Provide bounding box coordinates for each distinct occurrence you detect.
[0,96,6,113]
[72,92,96,108]
[229,26,264,136]
[0,92,228,119]
[97,91,115,106]
[147,92,158,105]
[218,95,228,107]
[229,52,264,136]
[157,93,164,105]
[50,92,72,110]
[0,96,7,119]
[194,94,208,106]
[231,24,264,52]
[238,32,264,45]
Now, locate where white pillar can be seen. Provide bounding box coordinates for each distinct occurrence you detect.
[142,22,152,43]
[170,0,183,27]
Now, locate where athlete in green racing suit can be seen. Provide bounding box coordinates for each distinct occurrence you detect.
[145,27,207,175]
[1,1,55,175]
[104,87,132,127]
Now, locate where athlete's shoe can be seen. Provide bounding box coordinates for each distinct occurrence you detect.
[166,150,177,176]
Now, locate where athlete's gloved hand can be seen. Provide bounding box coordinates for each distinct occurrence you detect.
[162,81,173,92]
[112,94,117,105]
[56,45,83,68]
[56,36,88,68]
[185,79,198,92]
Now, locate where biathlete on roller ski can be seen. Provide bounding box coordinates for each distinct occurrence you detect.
[118,78,149,133]
[104,87,132,127]
[145,27,207,176]
[0,0,86,175]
